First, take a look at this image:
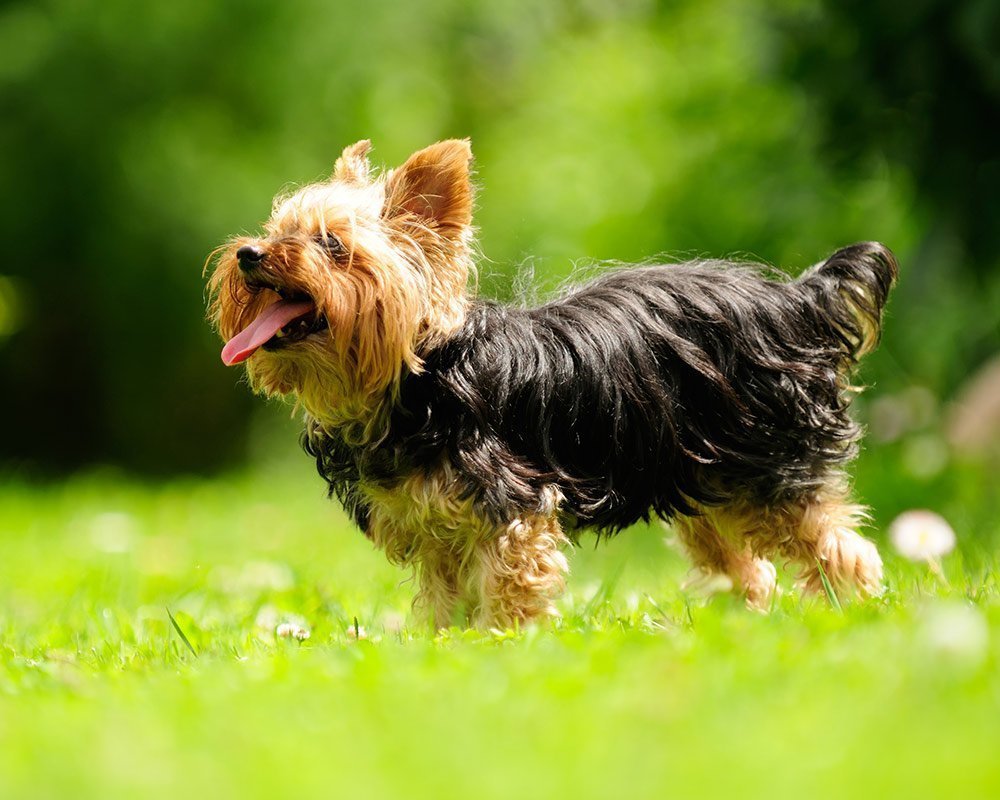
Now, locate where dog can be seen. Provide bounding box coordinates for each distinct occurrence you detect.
[208,139,897,629]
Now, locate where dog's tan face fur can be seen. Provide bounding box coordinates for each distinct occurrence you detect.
[208,139,475,430]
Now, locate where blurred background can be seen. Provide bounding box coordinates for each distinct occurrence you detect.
[1,0,998,512]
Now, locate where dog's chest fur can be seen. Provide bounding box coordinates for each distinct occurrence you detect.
[360,464,488,540]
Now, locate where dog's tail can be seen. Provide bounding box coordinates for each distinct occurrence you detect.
[795,241,898,363]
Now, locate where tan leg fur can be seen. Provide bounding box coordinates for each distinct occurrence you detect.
[771,488,884,598]
[470,509,570,630]
[675,478,882,608]
[675,509,778,611]
[364,467,569,630]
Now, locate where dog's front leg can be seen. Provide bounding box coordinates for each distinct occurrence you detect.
[368,513,465,629]
[408,540,465,629]
[469,512,570,630]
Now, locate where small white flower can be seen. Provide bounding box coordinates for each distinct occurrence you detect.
[346,623,367,640]
[276,621,310,641]
[889,510,956,562]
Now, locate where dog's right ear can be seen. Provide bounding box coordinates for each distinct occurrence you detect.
[332,140,372,184]
[382,139,473,240]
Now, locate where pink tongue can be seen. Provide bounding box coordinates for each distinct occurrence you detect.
[221,299,316,366]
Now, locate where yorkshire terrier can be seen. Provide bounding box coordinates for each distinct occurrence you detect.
[208,139,897,629]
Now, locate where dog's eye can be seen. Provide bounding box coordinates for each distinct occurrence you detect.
[315,232,346,259]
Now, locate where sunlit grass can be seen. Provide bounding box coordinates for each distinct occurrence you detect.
[1,457,998,799]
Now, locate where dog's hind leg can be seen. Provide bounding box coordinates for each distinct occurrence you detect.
[674,509,778,611]
[771,483,883,600]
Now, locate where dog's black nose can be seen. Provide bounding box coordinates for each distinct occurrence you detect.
[236,245,265,271]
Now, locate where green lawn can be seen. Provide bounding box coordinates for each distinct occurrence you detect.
[1,452,998,799]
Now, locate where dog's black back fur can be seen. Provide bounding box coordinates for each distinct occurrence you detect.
[305,242,897,535]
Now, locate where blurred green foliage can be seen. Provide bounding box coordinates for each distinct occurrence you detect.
[0,0,997,473]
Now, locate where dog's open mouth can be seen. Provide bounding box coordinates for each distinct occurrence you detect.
[221,285,326,366]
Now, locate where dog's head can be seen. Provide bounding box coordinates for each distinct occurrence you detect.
[208,139,474,426]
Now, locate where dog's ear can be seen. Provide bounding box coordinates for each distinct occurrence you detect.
[383,139,473,236]
[333,140,372,183]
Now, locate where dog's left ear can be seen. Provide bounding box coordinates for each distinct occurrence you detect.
[383,139,473,237]
[333,140,372,183]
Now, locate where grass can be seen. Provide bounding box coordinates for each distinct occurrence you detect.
[1,452,999,799]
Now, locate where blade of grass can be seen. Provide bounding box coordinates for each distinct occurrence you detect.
[644,593,669,620]
[815,559,842,612]
[682,594,694,628]
[166,607,198,657]
[582,561,625,618]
